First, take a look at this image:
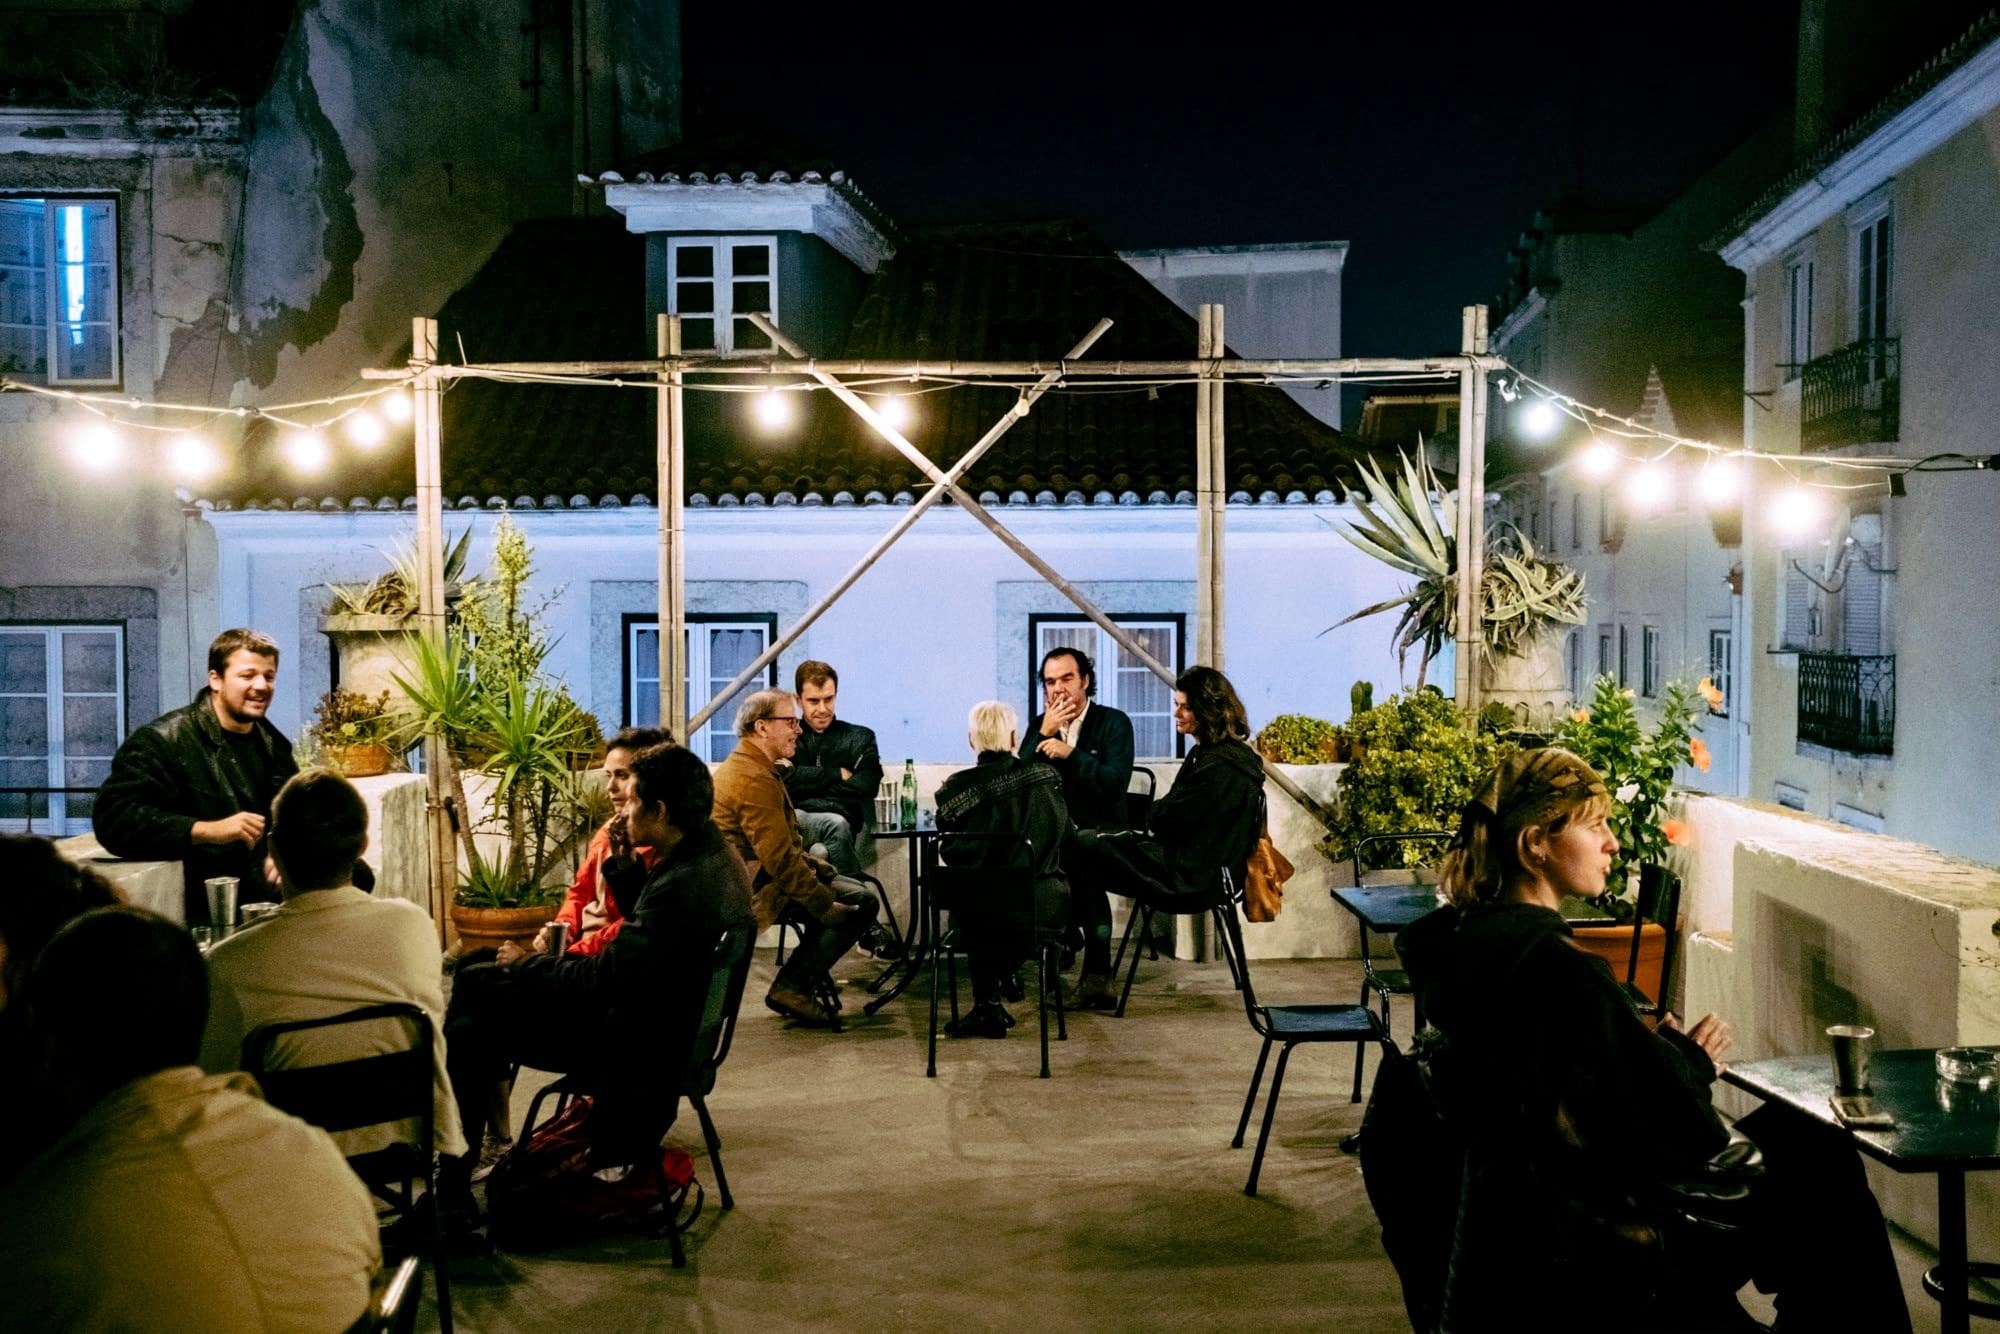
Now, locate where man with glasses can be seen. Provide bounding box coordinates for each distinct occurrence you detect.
[713,689,878,1027]
[1019,646,1133,1008]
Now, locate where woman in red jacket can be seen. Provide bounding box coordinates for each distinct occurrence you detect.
[533,727,672,957]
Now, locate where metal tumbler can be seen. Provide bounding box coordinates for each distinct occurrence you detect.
[1828,1024,1875,1093]
[547,921,570,956]
[204,876,240,934]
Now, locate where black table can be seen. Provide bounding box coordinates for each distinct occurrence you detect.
[863,822,936,1014]
[1725,1050,2000,1334]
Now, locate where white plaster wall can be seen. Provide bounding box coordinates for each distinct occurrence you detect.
[208,502,1417,764]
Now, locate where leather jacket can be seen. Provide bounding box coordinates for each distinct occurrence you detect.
[781,717,883,832]
[95,688,298,923]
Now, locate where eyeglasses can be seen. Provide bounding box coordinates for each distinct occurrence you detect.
[759,715,803,729]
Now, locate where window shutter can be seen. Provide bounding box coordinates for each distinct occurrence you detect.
[1783,557,1816,650]
[1841,516,1884,656]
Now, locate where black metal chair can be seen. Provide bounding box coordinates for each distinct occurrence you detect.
[515,923,757,1262]
[1106,796,1267,1017]
[924,831,1068,1078]
[1618,867,1682,1019]
[1124,766,1156,832]
[1346,830,1452,1102]
[1218,880,1392,1196]
[346,1255,422,1334]
[242,1002,453,1334]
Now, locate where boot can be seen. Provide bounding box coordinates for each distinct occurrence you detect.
[765,976,838,1028]
[1073,971,1118,1011]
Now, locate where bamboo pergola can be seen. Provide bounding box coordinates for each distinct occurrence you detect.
[369,308,1502,939]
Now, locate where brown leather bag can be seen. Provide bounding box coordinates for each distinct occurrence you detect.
[1241,829,1295,922]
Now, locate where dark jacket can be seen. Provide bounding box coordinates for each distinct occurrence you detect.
[936,752,1070,938]
[94,688,298,923]
[1151,737,1265,895]
[518,821,754,1096]
[1018,701,1133,832]
[781,717,882,832]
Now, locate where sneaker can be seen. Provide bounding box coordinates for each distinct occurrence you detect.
[1073,972,1118,1011]
[468,1134,514,1184]
[860,924,905,960]
[947,1000,1012,1039]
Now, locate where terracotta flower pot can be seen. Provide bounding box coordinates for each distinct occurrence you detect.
[324,742,392,778]
[449,902,556,953]
[1571,920,1667,1004]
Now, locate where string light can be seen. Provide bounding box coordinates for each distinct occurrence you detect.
[344,410,386,448]
[1576,438,1619,480]
[1769,485,1826,539]
[282,429,330,474]
[873,394,913,431]
[1698,459,1743,507]
[1519,399,1560,439]
[69,422,124,473]
[1623,460,1673,512]
[753,388,795,432]
[167,433,220,482]
[380,388,412,423]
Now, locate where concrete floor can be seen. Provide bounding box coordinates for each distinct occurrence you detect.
[426,950,1949,1333]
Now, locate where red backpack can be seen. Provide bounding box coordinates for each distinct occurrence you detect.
[484,1095,699,1251]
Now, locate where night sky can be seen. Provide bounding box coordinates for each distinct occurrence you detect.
[684,3,1801,365]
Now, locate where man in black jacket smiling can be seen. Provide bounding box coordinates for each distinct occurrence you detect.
[779,660,882,878]
[95,628,298,925]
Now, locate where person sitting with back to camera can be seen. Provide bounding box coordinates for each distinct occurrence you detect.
[933,701,1070,1039]
[1389,746,1909,1332]
[534,726,674,959]
[1064,666,1265,1007]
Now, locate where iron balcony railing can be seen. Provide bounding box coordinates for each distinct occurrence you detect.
[1797,653,1895,756]
[1801,338,1898,452]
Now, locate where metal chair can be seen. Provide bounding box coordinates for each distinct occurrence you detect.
[1219,880,1391,1196]
[924,831,1068,1078]
[346,1255,422,1334]
[515,923,757,1262]
[1346,830,1452,1102]
[1124,767,1156,832]
[1618,867,1682,1019]
[242,1003,453,1334]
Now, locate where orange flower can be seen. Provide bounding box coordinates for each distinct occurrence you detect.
[1698,677,1725,712]
[1663,818,1693,847]
[1571,708,1591,723]
[1689,737,1712,772]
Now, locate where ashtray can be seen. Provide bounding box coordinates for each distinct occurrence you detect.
[1935,1046,2000,1087]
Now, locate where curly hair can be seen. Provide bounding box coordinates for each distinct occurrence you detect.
[1174,666,1250,745]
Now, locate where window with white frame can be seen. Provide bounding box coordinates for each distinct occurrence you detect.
[1782,248,1815,380]
[0,196,119,385]
[0,625,124,834]
[666,236,776,355]
[1707,628,1733,718]
[1640,625,1660,698]
[1030,614,1185,759]
[626,614,778,762]
[1853,207,1892,361]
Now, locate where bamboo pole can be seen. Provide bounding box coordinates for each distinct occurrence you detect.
[1204,305,1227,669]
[681,319,1114,736]
[364,354,1505,381]
[740,314,1338,832]
[1452,306,1491,719]
[1196,306,1217,667]
[410,317,455,945]
[656,314,688,741]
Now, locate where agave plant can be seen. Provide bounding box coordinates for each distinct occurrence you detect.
[1330,447,1586,683]
[326,527,473,618]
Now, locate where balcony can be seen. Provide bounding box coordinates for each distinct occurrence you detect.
[1797,652,1895,755]
[1800,338,1898,452]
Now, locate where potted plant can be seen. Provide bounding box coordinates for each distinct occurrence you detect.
[1254,713,1343,765]
[1326,685,1511,873]
[390,514,601,951]
[319,528,472,711]
[306,687,396,777]
[1552,674,1721,998]
[1332,449,1586,729]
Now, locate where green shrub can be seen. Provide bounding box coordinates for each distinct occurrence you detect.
[1254,714,1342,765]
[1327,686,1512,870]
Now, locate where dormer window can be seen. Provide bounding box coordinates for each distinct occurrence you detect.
[667,236,776,354]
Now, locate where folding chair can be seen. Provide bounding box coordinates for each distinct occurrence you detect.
[1619,867,1682,1019]
[346,1255,422,1334]
[515,923,756,1263]
[924,831,1068,1078]
[1219,880,1391,1196]
[243,1003,453,1334]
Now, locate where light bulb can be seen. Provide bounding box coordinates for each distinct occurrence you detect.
[344,410,385,448]
[283,429,330,473]
[69,422,124,473]
[1624,461,1673,511]
[1519,399,1560,439]
[1576,438,1620,481]
[1768,485,1825,539]
[1698,459,1744,506]
[380,388,413,423]
[874,394,912,431]
[753,389,794,432]
[167,433,220,482]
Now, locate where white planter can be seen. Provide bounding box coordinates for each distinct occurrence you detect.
[318,614,418,711]
[1479,628,1569,732]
